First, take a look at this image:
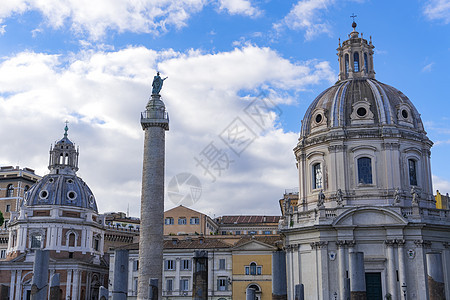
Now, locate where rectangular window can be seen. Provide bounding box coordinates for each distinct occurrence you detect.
[180,279,189,291]
[190,217,199,225]
[166,278,173,291]
[5,204,10,212]
[235,230,241,235]
[94,239,100,251]
[219,258,226,270]
[133,260,139,271]
[0,250,6,259]
[257,266,262,275]
[181,259,190,270]
[31,235,42,248]
[408,159,418,186]
[313,163,323,189]
[357,157,373,184]
[165,218,174,225]
[218,278,227,291]
[165,259,175,270]
[245,266,250,275]
[249,231,256,235]
[264,231,272,235]
[221,231,227,235]
[178,218,187,225]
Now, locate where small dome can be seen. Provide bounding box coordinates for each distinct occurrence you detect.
[300,78,425,137]
[24,174,98,212]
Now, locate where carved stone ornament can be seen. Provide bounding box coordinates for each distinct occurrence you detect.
[329,251,337,261]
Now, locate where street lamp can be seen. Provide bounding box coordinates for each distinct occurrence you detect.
[401,283,407,300]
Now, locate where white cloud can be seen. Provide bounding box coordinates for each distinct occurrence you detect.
[0,45,334,217]
[217,0,261,17]
[424,0,450,23]
[432,175,450,193]
[0,24,5,35]
[274,0,334,40]
[0,0,265,40]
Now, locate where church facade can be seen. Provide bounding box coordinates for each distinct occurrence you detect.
[280,23,450,300]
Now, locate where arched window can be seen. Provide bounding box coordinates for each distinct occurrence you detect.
[250,262,257,275]
[6,184,14,197]
[408,159,418,186]
[312,163,323,189]
[24,185,30,192]
[353,52,360,72]
[345,54,349,74]
[68,233,76,247]
[364,53,368,72]
[357,157,372,184]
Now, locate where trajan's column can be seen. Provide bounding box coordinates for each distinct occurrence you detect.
[138,72,169,299]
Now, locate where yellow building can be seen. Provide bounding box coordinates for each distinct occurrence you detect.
[435,190,449,209]
[231,236,281,300]
[164,205,218,236]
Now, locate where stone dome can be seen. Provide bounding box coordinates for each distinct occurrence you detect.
[24,173,98,212]
[300,78,425,137]
[23,124,98,212]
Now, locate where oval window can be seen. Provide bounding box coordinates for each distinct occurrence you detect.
[67,191,77,200]
[39,190,49,199]
[357,107,367,117]
[402,109,408,119]
[315,114,323,123]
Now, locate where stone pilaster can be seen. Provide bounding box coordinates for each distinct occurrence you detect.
[385,240,397,300]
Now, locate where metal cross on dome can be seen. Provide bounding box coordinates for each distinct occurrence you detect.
[64,120,69,137]
[350,13,357,22]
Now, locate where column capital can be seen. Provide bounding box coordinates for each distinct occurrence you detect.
[396,239,406,246]
[336,240,346,248]
[346,240,356,248]
[414,239,432,248]
[310,241,328,249]
[385,239,396,247]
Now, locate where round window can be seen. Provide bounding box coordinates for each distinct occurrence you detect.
[67,179,74,184]
[39,190,49,199]
[67,191,77,200]
[48,178,54,183]
[315,114,323,123]
[402,109,408,119]
[89,195,95,205]
[357,107,367,117]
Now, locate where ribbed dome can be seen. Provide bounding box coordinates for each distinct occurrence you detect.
[300,78,425,137]
[24,173,98,212]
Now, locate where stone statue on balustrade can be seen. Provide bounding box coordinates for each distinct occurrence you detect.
[336,188,344,207]
[317,190,325,208]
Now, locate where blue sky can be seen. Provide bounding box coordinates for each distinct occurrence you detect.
[0,0,449,217]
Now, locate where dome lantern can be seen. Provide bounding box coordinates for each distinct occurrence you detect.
[48,122,79,175]
[337,21,375,81]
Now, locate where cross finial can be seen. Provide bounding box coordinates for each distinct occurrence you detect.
[64,120,69,137]
[350,13,357,22]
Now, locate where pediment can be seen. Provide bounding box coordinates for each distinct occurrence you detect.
[333,206,407,227]
[233,240,276,251]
